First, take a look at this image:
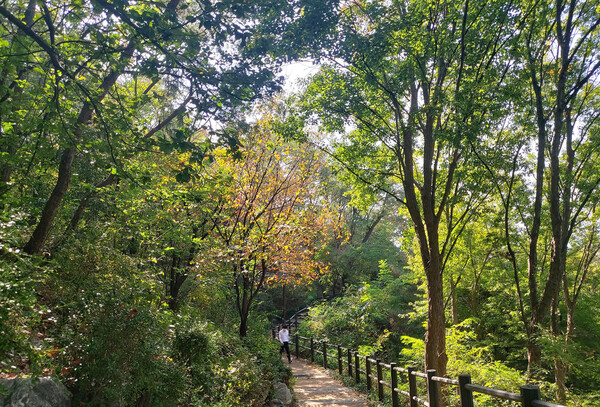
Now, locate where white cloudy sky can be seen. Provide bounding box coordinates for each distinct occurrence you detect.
[279,60,321,93]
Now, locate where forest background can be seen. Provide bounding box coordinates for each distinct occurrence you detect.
[1,0,600,406]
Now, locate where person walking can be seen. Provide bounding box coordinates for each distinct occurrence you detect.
[278,325,291,363]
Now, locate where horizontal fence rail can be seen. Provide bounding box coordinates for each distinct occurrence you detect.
[272,331,566,407]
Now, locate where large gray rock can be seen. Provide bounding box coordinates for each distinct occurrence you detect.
[272,382,293,406]
[0,377,70,407]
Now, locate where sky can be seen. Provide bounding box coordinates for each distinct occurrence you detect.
[279,60,321,94]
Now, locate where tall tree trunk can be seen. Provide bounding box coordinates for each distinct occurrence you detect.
[65,173,117,233]
[233,259,269,338]
[539,0,577,381]
[239,275,251,337]
[554,226,598,403]
[23,147,75,254]
[449,271,459,325]
[546,7,576,392]
[239,312,249,338]
[425,254,448,376]
[523,0,577,372]
[23,39,135,254]
[554,358,568,403]
[525,28,547,373]
[551,295,568,404]
[554,296,576,404]
[167,255,186,312]
[398,78,454,379]
[470,271,482,340]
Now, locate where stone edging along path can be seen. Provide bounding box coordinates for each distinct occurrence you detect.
[288,358,371,406]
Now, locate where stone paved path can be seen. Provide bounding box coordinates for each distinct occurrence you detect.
[287,358,370,406]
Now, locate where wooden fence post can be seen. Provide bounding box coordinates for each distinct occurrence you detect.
[310,338,314,363]
[295,334,299,358]
[459,374,474,407]
[407,366,418,407]
[366,358,372,392]
[520,385,542,407]
[337,345,343,374]
[347,348,353,377]
[377,359,384,401]
[323,341,327,369]
[354,352,360,383]
[427,370,439,407]
[391,362,399,407]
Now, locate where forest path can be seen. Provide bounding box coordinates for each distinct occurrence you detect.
[288,358,371,406]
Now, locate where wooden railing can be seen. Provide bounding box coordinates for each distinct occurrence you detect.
[274,308,309,335]
[276,333,565,407]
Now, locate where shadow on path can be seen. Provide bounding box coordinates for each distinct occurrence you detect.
[287,358,371,406]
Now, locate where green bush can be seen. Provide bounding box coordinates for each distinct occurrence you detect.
[60,290,186,406]
[174,319,290,406]
[174,322,215,394]
[0,212,49,375]
[299,261,420,361]
[445,320,555,407]
[55,290,289,406]
[42,243,182,406]
[5,222,293,406]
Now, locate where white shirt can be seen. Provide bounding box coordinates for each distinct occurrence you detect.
[279,328,289,343]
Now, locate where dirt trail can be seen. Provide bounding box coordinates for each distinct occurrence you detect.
[288,359,370,406]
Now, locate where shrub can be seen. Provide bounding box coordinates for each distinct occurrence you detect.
[298,261,420,361]
[60,289,186,406]
[174,319,290,406]
[24,228,291,406]
[445,320,555,407]
[0,212,50,376]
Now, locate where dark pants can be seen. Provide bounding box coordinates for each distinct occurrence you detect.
[280,341,291,362]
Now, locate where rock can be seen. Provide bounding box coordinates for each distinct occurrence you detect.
[270,399,286,407]
[272,382,293,406]
[0,377,71,407]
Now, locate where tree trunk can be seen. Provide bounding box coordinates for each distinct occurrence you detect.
[554,358,567,403]
[239,290,250,338]
[526,335,542,377]
[239,313,249,337]
[424,251,447,377]
[471,272,482,340]
[66,173,117,233]
[23,148,75,254]
[557,304,575,403]
[232,258,269,338]
[22,37,135,254]
[524,38,547,375]
[167,255,186,312]
[450,272,459,325]
[398,78,451,381]
[237,273,252,337]
[552,295,568,404]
